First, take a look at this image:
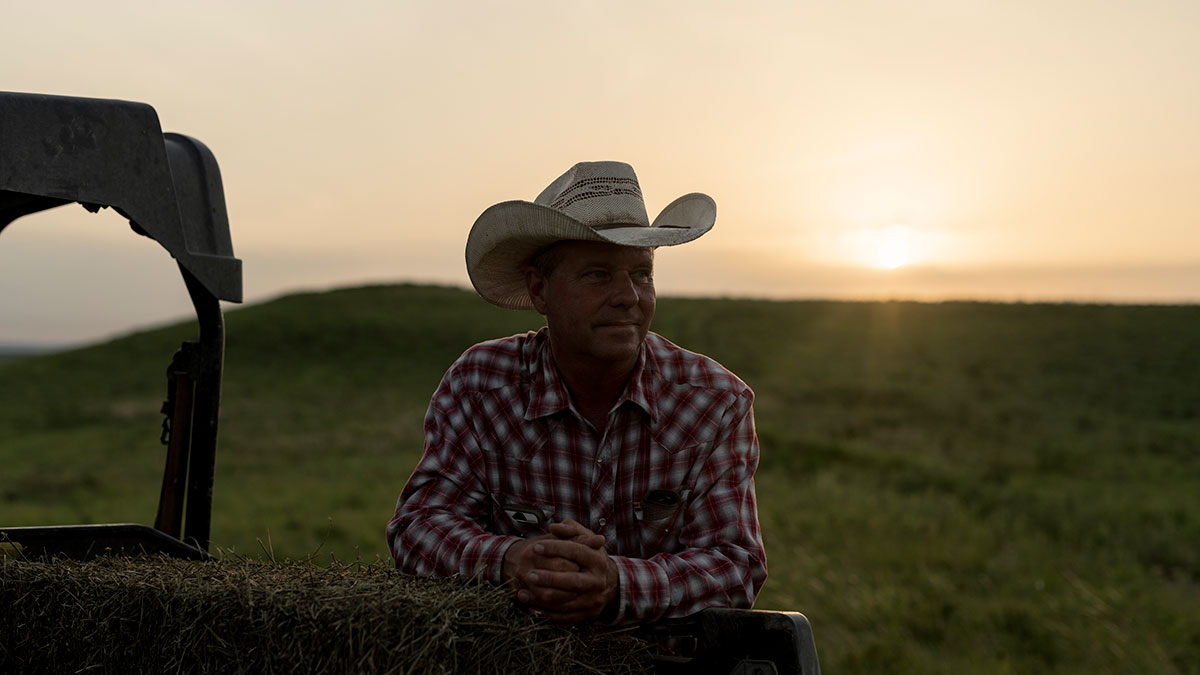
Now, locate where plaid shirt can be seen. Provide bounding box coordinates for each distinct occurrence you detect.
[386,328,766,623]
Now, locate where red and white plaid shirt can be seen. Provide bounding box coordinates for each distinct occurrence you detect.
[386,328,766,623]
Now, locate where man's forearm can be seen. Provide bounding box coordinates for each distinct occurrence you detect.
[607,544,766,624]
[388,508,520,583]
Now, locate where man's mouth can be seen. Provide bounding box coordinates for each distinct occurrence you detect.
[596,319,641,329]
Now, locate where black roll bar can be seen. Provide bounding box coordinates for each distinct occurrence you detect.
[0,91,242,559]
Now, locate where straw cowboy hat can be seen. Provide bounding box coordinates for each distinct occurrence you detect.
[466,160,716,310]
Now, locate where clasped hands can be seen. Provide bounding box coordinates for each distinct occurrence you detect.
[501,519,619,623]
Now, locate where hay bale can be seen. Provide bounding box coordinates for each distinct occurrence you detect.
[0,555,652,674]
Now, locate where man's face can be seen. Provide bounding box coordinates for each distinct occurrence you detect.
[526,240,656,373]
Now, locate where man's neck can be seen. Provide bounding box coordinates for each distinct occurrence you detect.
[550,347,638,431]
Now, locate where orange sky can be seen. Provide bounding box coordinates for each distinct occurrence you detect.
[2,1,1198,343]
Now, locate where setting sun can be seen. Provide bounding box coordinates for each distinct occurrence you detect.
[833,223,934,270]
[871,224,914,269]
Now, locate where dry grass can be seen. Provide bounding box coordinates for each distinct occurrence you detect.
[0,555,652,674]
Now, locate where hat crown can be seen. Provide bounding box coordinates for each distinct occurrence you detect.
[534,161,650,230]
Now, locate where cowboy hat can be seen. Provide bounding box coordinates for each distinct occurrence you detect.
[466,160,716,310]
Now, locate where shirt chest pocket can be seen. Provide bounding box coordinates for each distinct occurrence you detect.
[632,487,690,555]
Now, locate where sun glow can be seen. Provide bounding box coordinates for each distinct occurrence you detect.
[834,223,932,270]
[872,224,914,269]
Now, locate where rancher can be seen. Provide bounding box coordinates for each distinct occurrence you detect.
[386,161,766,624]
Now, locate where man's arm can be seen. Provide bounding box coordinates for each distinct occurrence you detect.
[386,393,519,583]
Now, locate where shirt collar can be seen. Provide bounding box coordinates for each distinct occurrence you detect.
[618,341,656,422]
[523,327,658,423]
[524,328,571,420]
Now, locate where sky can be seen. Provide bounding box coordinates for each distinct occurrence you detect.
[1,1,1198,344]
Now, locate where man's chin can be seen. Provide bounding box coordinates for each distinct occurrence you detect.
[590,329,645,363]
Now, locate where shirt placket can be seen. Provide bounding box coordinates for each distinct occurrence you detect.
[587,412,618,539]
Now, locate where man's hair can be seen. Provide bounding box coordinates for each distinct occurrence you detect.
[527,243,566,277]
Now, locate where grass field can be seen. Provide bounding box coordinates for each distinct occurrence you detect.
[1,284,1197,673]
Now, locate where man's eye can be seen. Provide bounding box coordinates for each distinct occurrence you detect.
[582,270,610,282]
[632,270,654,283]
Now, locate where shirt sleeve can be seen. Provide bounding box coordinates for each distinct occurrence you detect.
[609,390,767,624]
[385,379,519,584]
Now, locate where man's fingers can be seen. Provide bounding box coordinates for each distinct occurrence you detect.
[531,553,579,573]
[519,579,607,621]
[517,586,578,607]
[548,521,589,539]
[533,540,605,570]
[523,585,579,607]
[527,591,611,623]
[579,533,606,549]
[548,521,607,549]
[511,533,617,625]
[525,568,603,595]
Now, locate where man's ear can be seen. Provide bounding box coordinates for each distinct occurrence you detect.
[525,267,549,315]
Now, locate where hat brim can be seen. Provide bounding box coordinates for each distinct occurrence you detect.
[467,193,715,310]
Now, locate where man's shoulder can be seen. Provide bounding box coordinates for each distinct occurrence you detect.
[443,330,544,394]
[644,332,752,398]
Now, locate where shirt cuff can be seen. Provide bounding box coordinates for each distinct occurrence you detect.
[483,534,522,585]
[608,555,670,624]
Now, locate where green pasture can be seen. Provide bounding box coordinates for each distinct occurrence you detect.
[1,285,1197,673]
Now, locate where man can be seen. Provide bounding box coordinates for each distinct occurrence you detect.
[386,161,766,624]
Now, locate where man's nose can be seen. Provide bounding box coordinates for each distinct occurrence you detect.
[610,273,640,306]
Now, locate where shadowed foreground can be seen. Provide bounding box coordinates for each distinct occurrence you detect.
[0,555,650,674]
